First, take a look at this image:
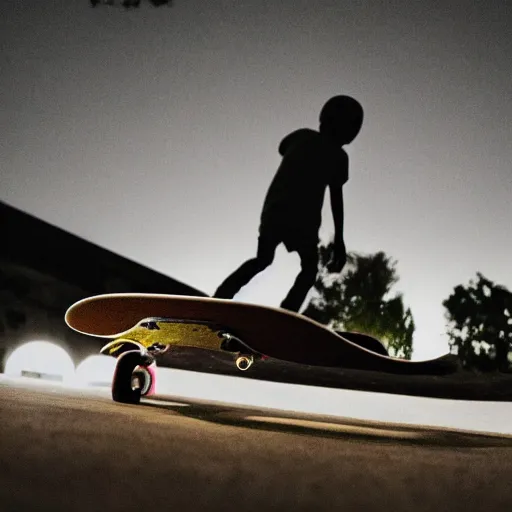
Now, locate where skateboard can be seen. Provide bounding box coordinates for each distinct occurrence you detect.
[65,293,458,404]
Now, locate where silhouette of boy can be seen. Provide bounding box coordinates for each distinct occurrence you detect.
[214,95,364,312]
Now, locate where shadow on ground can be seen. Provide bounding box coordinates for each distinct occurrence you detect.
[140,395,512,448]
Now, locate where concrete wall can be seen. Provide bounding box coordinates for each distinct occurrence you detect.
[0,201,206,369]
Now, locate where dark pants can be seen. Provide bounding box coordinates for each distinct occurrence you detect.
[214,233,319,312]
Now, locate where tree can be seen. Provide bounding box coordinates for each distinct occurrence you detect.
[303,244,414,359]
[443,273,512,372]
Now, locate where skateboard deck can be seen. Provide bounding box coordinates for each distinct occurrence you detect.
[65,293,457,375]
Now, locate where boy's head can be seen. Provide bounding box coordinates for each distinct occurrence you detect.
[319,95,364,145]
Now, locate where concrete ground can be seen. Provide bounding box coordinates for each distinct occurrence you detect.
[1,379,511,512]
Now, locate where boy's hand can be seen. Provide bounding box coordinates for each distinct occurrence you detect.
[328,241,346,273]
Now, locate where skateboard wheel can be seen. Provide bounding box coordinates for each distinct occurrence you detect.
[112,350,145,404]
[235,355,254,371]
[132,364,156,397]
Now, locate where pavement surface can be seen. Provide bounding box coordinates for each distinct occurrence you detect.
[1,378,512,512]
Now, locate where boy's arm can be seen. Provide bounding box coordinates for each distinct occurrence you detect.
[328,183,347,273]
[328,151,349,273]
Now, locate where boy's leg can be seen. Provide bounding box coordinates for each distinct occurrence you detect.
[213,234,279,299]
[280,244,319,312]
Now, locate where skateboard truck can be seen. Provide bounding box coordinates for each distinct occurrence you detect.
[146,342,170,356]
[219,332,257,371]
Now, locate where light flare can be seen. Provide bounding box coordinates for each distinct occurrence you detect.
[75,355,116,388]
[5,341,75,383]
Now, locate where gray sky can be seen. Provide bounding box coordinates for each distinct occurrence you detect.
[2,0,511,360]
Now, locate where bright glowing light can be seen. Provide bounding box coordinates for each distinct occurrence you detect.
[4,341,75,383]
[75,355,116,388]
